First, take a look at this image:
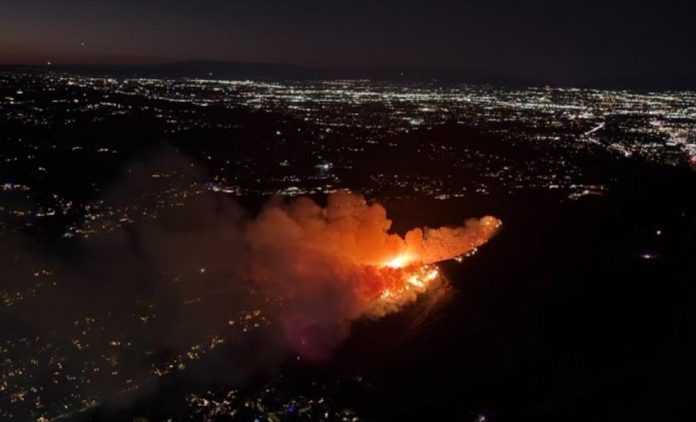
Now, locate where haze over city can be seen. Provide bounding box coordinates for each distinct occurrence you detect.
[1,1,695,421]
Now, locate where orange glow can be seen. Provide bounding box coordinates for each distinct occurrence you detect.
[244,192,502,357]
[374,254,443,310]
[371,263,442,314]
[384,254,413,269]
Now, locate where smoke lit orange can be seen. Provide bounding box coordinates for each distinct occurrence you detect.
[244,192,502,359]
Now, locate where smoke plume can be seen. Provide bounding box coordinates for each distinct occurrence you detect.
[0,149,501,418]
[243,192,501,359]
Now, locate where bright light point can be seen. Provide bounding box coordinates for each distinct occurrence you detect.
[406,275,423,287]
[425,269,439,281]
[376,263,443,309]
[384,254,411,269]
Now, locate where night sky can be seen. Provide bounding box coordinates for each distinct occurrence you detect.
[1,0,695,85]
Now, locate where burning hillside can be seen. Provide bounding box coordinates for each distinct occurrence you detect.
[244,192,502,359]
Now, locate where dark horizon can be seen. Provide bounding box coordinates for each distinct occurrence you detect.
[2,0,696,88]
[4,59,696,91]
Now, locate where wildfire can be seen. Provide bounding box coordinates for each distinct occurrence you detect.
[384,254,413,269]
[245,192,502,357]
[371,256,444,315]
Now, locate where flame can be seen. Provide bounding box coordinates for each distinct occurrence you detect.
[375,254,440,309]
[384,254,412,269]
[244,192,502,358]
[373,263,441,314]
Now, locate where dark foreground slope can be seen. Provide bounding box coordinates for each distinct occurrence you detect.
[79,168,696,421]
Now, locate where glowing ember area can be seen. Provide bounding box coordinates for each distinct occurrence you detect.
[384,254,413,269]
[245,192,501,359]
[374,263,442,314]
[371,254,443,314]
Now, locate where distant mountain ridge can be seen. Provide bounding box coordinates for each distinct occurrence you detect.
[0,61,430,82]
[1,60,695,91]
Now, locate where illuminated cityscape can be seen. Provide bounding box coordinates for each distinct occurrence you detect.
[2,1,696,420]
[2,72,695,238]
[1,68,695,420]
